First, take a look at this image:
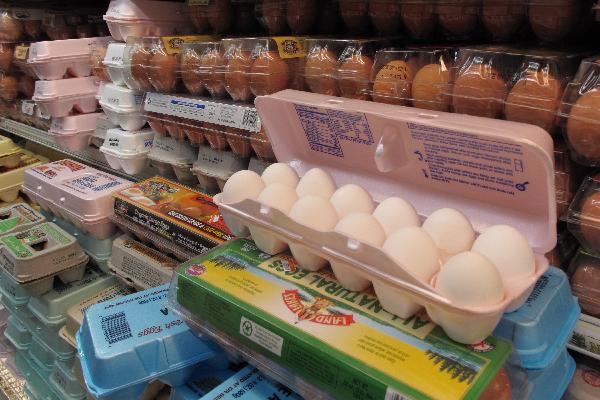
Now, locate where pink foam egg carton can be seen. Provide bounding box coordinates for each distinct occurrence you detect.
[49,113,104,152]
[104,0,194,41]
[21,160,132,240]
[27,37,113,80]
[215,89,557,345]
[32,77,100,118]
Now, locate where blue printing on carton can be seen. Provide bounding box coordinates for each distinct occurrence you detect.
[494,267,580,370]
[200,366,302,400]
[171,368,237,400]
[525,349,576,400]
[77,285,223,399]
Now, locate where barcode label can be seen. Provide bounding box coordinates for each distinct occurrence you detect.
[101,311,132,345]
[241,109,259,131]
[385,388,410,400]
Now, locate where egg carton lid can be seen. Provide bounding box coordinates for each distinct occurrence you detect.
[28,37,112,63]
[255,89,556,254]
[49,113,103,135]
[33,77,99,100]
[104,0,190,22]
[99,83,144,114]
[101,127,154,156]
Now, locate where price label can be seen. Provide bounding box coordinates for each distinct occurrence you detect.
[14,46,28,60]
[21,101,34,116]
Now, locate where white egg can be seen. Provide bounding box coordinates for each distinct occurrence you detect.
[250,184,298,255]
[422,208,476,262]
[221,170,265,204]
[471,225,535,287]
[288,195,339,271]
[435,251,504,307]
[261,163,299,188]
[372,197,420,235]
[296,168,336,199]
[330,184,374,219]
[374,226,441,318]
[332,213,386,291]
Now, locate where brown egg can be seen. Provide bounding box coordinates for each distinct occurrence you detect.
[203,122,229,150]
[225,51,253,102]
[206,0,233,33]
[481,0,526,41]
[504,70,561,133]
[304,48,339,96]
[235,2,259,33]
[23,20,42,40]
[372,60,415,105]
[225,127,252,158]
[571,252,600,316]
[0,15,23,41]
[452,64,507,118]
[148,50,178,93]
[260,0,287,34]
[287,0,318,34]
[369,0,402,35]
[20,75,35,98]
[401,3,436,39]
[190,6,209,32]
[0,75,19,102]
[580,189,600,251]
[480,369,512,400]
[199,48,227,98]
[46,25,76,40]
[339,0,370,33]
[567,89,600,162]
[183,125,206,146]
[436,0,478,37]
[250,51,290,96]
[0,43,14,71]
[528,1,578,43]
[180,50,204,96]
[130,46,153,92]
[147,113,167,136]
[250,129,275,161]
[337,54,373,100]
[412,63,452,112]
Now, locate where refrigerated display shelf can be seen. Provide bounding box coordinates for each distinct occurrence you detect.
[0,359,27,400]
[568,313,600,361]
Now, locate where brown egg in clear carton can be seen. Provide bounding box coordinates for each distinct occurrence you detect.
[368,0,403,35]
[198,41,228,99]
[0,9,23,42]
[0,71,19,103]
[436,0,480,39]
[257,0,287,34]
[123,36,154,92]
[481,0,526,42]
[339,0,371,33]
[256,0,318,34]
[249,128,276,161]
[182,122,207,147]
[560,57,600,167]
[370,48,456,111]
[568,175,600,256]
[527,0,590,44]
[146,39,179,94]
[146,112,167,136]
[222,38,254,102]
[224,126,252,158]
[400,1,437,39]
[179,43,206,96]
[42,10,76,41]
[303,38,346,96]
[20,74,34,98]
[90,41,110,83]
[205,0,234,33]
[202,122,229,150]
[163,115,187,141]
[568,247,600,317]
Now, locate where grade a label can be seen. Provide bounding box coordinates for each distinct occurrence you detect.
[144,93,261,132]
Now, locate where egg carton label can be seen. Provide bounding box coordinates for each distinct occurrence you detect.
[144,92,261,132]
[111,240,176,288]
[61,173,123,195]
[1,223,71,259]
[31,160,87,180]
[14,45,29,60]
[160,35,216,55]
[0,204,44,235]
[272,37,306,59]
[176,239,512,400]
[21,101,35,116]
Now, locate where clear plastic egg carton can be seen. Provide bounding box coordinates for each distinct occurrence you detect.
[179,41,228,98]
[32,76,100,118]
[99,82,146,131]
[103,0,195,42]
[41,7,108,41]
[567,175,600,255]
[49,112,103,152]
[76,285,224,400]
[22,160,132,240]
[0,8,44,42]
[27,36,112,81]
[107,234,178,291]
[0,70,23,104]
[191,145,250,193]
[255,0,340,35]
[100,127,154,175]
[148,133,198,185]
[216,90,557,345]
[188,0,261,34]
[567,248,600,320]
[448,46,582,134]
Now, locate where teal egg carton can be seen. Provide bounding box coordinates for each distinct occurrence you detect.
[15,349,60,400]
[49,360,87,400]
[0,284,36,329]
[4,315,31,351]
[0,265,30,305]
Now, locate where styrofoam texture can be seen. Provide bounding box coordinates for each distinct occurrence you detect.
[493,267,579,370]
[100,127,153,174]
[0,285,36,324]
[4,315,32,351]
[214,89,558,344]
[99,83,146,131]
[33,77,100,118]
[0,203,45,236]
[103,42,127,86]
[93,114,118,148]
[27,267,116,328]
[49,360,86,400]
[28,37,113,80]
[104,0,194,41]
[49,113,103,152]
[108,235,178,290]
[30,317,78,362]
[77,285,222,399]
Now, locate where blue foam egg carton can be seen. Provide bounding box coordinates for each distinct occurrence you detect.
[494,267,580,369]
[170,368,238,400]
[77,285,224,400]
[197,366,303,400]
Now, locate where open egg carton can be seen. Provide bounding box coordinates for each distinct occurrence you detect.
[215,89,557,345]
[21,159,132,240]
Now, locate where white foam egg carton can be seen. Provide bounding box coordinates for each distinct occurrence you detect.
[32,77,100,118]
[99,83,146,131]
[102,42,126,86]
[216,90,557,345]
[0,222,89,296]
[107,235,178,290]
[191,145,250,193]
[49,113,104,152]
[21,160,132,240]
[93,114,119,148]
[148,134,197,185]
[100,127,154,174]
[104,0,194,41]
[0,150,48,203]
[27,37,113,81]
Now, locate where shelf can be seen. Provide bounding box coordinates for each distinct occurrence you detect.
[568,313,600,361]
[0,118,152,182]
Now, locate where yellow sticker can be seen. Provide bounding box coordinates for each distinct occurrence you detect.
[272,36,306,59]
[160,35,215,55]
[14,46,28,60]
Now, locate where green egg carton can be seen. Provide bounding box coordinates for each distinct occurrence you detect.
[4,315,31,351]
[15,349,60,400]
[49,360,87,400]
[0,266,30,305]
[0,203,46,236]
